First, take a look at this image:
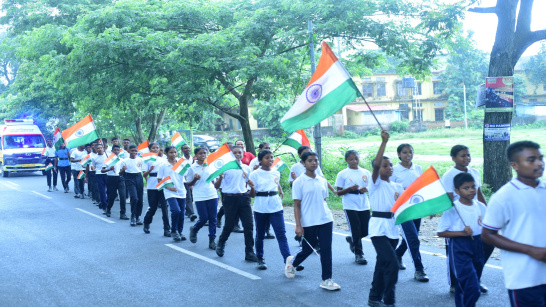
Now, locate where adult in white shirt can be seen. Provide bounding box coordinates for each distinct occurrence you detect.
[142,142,170,236]
[103,145,128,219]
[43,138,58,192]
[120,144,145,226]
[70,145,87,198]
[481,141,546,307]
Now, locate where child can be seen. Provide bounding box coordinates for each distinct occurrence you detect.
[335,150,371,265]
[249,149,291,270]
[438,173,486,307]
[391,143,429,282]
[90,143,108,214]
[103,145,128,219]
[187,147,219,250]
[181,144,197,221]
[56,142,72,193]
[214,146,258,262]
[157,146,187,242]
[70,145,86,199]
[288,151,340,291]
[248,142,271,170]
[142,142,170,237]
[120,144,145,226]
[481,141,546,307]
[367,130,403,307]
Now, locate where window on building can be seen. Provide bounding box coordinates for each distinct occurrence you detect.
[376,83,386,97]
[397,83,407,96]
[433,82,441,95]
[415,82,422,95]
[362,77,372,82]
[257,120,266,128]
[435,109,445,121]
[376,77,386,82]
[529,98,538,103]
[229,119,234,130]
[362,84,373,97]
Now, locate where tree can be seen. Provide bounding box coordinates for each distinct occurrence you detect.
[524,43,546,93]
[469,0,546,191]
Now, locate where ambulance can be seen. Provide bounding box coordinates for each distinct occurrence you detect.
[0,119,47,177]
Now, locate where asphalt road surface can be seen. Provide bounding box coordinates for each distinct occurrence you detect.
[0,173,510,306]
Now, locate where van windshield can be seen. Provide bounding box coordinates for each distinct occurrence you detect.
[3,135,45,149]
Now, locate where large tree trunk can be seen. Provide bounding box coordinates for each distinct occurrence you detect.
[135,115,145,144]
[147,108,167,142]
[238,94,256,156]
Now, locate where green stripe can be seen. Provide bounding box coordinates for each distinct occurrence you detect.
[54,138,64,151]
[277,163,288,172]
[206,160,240,183]
[66,131,100,149]
[283,138,302,150]
[173,140,186,149]
[394,194,452,225]
[158,182,174,191]
[177,163,191,176]
[281,79,360,133]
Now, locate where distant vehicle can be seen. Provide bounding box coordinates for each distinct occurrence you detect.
[0,119,46,177]
[192,135,220,152]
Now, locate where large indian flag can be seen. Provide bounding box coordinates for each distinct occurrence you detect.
[282,130,310,150]
[204,143,241,183]
[53,127,64,151]
[390,166,453,225]
[280,42,360,133]
[172,158,191,176]
[62,114,100,148]
[171,132,186,149]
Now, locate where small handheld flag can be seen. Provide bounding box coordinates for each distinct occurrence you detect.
[77,170,86,179]
[156,176,174,191]
[104,153,120,168]
[81,154,91,167]
[53,127,64,151]
[204,143,241,183]
[138,140,150,154]
[119,148,127,159]
[142,152,158,163]
[172,158,191,176]
[272,157,288,172]
[282,130,310,150]
[45,163,54,171]
[171,132,186,149]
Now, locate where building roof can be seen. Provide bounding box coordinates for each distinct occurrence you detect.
[346,105,397,112]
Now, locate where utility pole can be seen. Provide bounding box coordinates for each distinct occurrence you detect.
[308,20,322,168]
[463,83,468,130]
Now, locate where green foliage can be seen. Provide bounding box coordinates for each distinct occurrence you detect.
[524,43,546,92]
[341,130,359,139]
[251,98,293,137]
[389,120,410,133]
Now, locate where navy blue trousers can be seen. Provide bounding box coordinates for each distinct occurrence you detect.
[396,218,424,271]
[254,210,290,262]
[95,174,108,210]
[194,198,218,238]
[508,284,546,307]
[167,197,185,234]
[292,221,333,281]
[448,235,484,307]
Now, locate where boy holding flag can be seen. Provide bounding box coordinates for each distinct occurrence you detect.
[104,145,128,219]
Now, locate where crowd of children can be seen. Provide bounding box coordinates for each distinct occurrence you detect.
[41,134,545,307]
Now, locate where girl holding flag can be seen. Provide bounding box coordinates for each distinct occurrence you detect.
[142,142,170,236]
[157,146,187,242]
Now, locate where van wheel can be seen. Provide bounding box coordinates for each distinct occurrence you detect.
[2,171,9,178]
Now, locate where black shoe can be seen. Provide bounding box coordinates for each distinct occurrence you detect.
[216,241,226,257]
[130,215,136,226]
[80,194,85,199]
[355,254,368,265]
[367,299,384,307]
[106,211,111,217]
[209,237,217,250]
[217,219,222,228]
[120,215,129,220]
[135,218,143,226]
[102,209,107,215]
[190,214,197,222]
[179,233,186,241]
[233,225,244,233]
[450,286,455,294]
[479,282,488,294]
[143,224,150,234]
[245,251,258,262]
[74,194,80,199]
[172,232,181,241]
[204,222,209,226]
[346,236,355,254]
[164,230,171,237]
[189,226,197,243]
[414,270,429,282]
[296,265,305,271]
[397,257,406,270]
[265,231,275,239]
[257,258,267,270]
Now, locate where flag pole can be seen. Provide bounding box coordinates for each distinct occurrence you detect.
[359,93,385,131]
[451,202,474,240]
[308,20,322,168]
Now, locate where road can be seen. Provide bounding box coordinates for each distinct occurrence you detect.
[0,173,510,307]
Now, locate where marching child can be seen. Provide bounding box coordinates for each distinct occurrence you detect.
[249,149,291,270]
[104,145,128,219]
[335,149,371,265]
[481,141,546,307]
[142,142,170,236]
[187,147,219,250]
[120,144,145,226]
[288,151,340,291]
[89,143,108,213]
[438,173,486,307]
[157,146,187,241]
[181,144,197,221]
[70,145,86,199]
[367,130,404,307]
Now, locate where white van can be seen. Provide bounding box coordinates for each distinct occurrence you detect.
[0,119,46,177]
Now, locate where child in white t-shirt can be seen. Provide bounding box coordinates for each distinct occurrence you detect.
[119,144,145,226]
[335,150,370,265]
[438,173,486,307]
[142,142,170,237]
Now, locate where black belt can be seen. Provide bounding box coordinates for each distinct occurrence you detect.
[372,211,394,219]
[59,158,69,160]
[124,173,141,177]
[148,173,157,177]
[256,191,277,197]
[347,190,365,195]
[224,192,249,197]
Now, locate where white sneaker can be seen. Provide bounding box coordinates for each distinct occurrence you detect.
[284,256,296,279]
[320,279,340,291]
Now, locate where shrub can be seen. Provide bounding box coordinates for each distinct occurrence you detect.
[389,120,410,133]
[341,130,359,139]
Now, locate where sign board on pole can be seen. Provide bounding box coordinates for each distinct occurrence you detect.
[485,77,514,112]
[484,123,511,141]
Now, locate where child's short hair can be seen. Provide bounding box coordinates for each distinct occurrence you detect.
[258,149,272,161]
[194,146,207,155]
[111,137,118,141]
[344,150,359,160]
[397,143,413,160]
[450,145,469,157]
[123,138,130,142]
[231,145,243,152]
[128,144,137,150]
[258,142,270,150]
[112,145,120,150]
[102,138,108,144]
[301,151,318,162]
[297,146,311,155]
[454,173,475,190]
[148,142,159,150]
[371,156,390,167]
[164,145,176,154]
[506,141,540,162]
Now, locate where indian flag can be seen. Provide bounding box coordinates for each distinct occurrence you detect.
[119,148,127,159]
[77,170,86,179]
[171,132,186,149]
[81,154,91,167]
[45,163,54,171]
[390,166,453,225]
[282,129,310,150]
[156,176,174,191]
[272,157,288,172]
[172,158,191,176]
[104,153,120,167]
[280,42,360,133]
[142,152,158,163]
[138,140,150,154]
[204,143,241,183]
[61,114,100,148]
[53,127,64,150]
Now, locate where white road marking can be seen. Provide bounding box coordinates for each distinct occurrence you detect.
[284,221,503,270]
[5,181,19,186]
[76,208,115,224]
[31,191,52,199]
[165,244,261,280]
[1,183,17,190]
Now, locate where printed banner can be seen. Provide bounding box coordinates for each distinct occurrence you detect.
[484,123,511,141]
[485,77,514,112]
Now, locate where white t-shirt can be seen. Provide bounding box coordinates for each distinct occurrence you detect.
[91,154,108,175]
[249,169,282,213]
[220,165,251,194]
[482,178,546,290]
[70,150,87,171]
[441,167,481,202]
[437,200,486,236]
[335,167,371,211]
[186,162,218,202]
[106,158,122,176]
[368,177,403,239]
[157,161,186,199]
[292,173,334,227]
[391,162,423,189]
[249,157,260,171]
[45,146,56,158]
[144,156,165,190]
[120,157,144,174]
[289,162,324,183]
